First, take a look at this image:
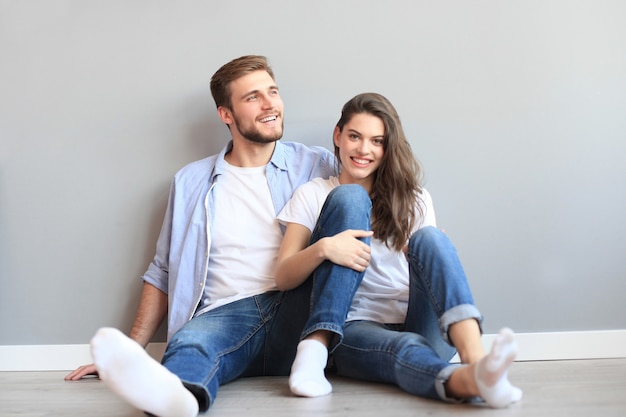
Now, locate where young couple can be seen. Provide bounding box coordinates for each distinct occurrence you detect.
[65,55,521,416]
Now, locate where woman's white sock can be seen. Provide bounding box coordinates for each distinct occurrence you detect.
[289,339,332,397]
[474,327,523,408]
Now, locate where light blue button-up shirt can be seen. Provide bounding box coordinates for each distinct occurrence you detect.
[142,140,336,340]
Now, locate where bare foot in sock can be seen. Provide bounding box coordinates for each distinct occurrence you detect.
[474,328,523,408]
[289,339,332,397]
[90,327,198,417]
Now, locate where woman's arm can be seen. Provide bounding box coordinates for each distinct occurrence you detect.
[275,222,372,291]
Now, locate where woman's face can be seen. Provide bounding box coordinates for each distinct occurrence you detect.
[334,112,385,192]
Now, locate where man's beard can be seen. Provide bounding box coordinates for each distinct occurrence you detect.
[232,114,284,144]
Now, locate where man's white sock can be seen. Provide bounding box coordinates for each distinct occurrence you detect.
[289,339,332,397]
[90,327,198,417]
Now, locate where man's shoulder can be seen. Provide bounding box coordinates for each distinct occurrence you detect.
[173,154,219,181]
[279,141,333,158]
[278,141,335,175]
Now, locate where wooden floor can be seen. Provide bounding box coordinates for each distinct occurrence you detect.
[1,359,625,417]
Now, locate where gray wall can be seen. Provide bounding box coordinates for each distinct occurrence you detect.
[1,1,625,345]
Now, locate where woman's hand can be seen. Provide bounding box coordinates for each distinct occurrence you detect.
[324,229,373,271]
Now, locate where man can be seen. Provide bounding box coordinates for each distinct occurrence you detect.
[65,55,336,417]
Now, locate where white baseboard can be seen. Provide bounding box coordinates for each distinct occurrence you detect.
[0,343,168,372]
[1,330,624,372]
[450,329,626,363]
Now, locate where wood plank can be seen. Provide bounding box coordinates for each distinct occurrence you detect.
[1,359,625,417]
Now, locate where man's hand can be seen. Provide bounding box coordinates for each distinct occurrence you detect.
[64,363,98,381]
[64,283,166,382]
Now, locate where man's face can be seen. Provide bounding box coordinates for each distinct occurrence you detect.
[222,70,284,144]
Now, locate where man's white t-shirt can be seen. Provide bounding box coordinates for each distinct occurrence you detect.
[278,176,437,324]
[195,162,283,317]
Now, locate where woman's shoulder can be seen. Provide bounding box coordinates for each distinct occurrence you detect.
[299,176,339,193]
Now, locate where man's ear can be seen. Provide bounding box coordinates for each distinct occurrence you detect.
[217,106,233,125]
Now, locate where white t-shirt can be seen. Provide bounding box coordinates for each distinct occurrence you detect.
[278,176,437,324]
[195,162,283,317]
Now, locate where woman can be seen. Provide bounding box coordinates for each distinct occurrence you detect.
[275,93,522,408]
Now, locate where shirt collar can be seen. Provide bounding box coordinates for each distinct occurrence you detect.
[211,141,232,181]
[212,140,286,182]
[269,141,287,171]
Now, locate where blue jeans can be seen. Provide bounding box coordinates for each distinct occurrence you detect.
[332,226,483,402]
[160,185,371,411]
[162,285,310,411]
[300,184,372,349]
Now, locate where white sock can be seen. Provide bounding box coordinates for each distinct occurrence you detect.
[90,327,199,417]
[289,339,332,397]
[474,327,523,408]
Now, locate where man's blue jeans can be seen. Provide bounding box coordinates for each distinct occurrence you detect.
[161,185,371,411]
[332,226,483,402]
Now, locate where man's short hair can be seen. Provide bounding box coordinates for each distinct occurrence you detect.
[210,55,275,110]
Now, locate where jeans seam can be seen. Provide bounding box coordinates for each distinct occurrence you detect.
[198,298,270,400]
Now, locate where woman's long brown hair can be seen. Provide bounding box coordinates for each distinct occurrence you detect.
[335,93,424,251]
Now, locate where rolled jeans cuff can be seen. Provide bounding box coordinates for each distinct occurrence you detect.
[439,304,484,344]
[301,323,344,353]
[434,364,466,403]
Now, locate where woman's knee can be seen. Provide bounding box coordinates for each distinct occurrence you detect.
[408,226,446,251]
[327,184,371,208]
[318,185,372,231]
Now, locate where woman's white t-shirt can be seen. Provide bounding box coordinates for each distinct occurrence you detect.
[277,177,437,324]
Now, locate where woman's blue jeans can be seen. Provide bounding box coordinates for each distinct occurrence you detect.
[160,185,371,411]
[300,185,372,349]
[332,226,483,402]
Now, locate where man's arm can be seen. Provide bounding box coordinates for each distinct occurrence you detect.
[128,282,168,348]
[64,282,167,380]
